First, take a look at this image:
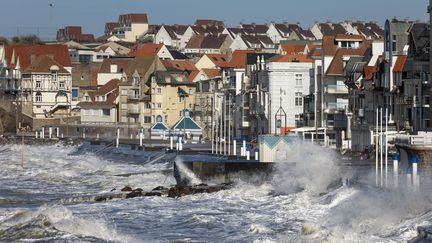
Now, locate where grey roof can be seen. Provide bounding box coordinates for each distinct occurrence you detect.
[151,122,169,130]
[169,50,188,60]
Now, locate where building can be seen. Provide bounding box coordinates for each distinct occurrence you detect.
[78,79,119,124]
[111,13,149,43]
[0,44,72,121]
[248,54,313,136]
[56,26,94,43]
[155,25,189,48]
[21,55,72,118]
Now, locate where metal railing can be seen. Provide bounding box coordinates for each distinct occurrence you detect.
[325,85,348,94]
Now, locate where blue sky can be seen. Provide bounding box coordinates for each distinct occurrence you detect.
[0,0,428,40]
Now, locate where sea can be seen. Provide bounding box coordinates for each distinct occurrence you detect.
[0,141,431,242]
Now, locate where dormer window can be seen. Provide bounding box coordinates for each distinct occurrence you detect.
[340,41,358,49]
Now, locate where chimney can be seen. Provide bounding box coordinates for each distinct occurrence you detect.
[30,54,36,64]
[110,64,118,73]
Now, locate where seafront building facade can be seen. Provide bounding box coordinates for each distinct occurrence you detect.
[1,8,432,149]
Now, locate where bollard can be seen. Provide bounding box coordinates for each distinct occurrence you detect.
[116,128,120,148]
[246,147,250,161]
[56,127,60,138]
[179,137,183,151]
[411,155,419,189]
[255,148,259,161]
[35,130,38,139]
[41,127,45,139]
[49,127,52,139]
[393,153,399,188]
[170,136,173,150]
[140,129,143,147]
[96,133,100,140]
[83,132,86,139]
[130,134,133,139]
[233,140,237,156]
[243,140,246,156]
[176,141,179,151]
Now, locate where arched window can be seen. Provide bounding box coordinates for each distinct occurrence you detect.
[156,115,163,123]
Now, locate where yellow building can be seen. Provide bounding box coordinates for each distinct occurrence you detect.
[150,71,196,127]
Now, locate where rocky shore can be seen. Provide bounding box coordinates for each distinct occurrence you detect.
[94,183,234,202]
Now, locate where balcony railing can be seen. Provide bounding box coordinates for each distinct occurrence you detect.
[325,85,348,94]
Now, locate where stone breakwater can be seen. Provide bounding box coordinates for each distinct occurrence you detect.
[93,183,234,202]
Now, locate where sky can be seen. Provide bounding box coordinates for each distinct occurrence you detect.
[0,0,428,40]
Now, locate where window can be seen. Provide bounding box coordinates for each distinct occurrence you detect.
[121,89,128,95]
[36,81,41,89]
[165,115,168,122]
[59,81,65,89]
[121,104,127,109]
[295,74,303,86]
[102,109,110,116]
[180,96,185,102]
[156,115,163,122]
[340,41,356,49]
[392,35,397,52]
[145,103,151,109]
[134,89,140,98]
[157,88,162,94]
[144,116,151,123]
[425,119,431,128]
[295,92,303,107]
[157,103,162,109]
[35,93,42,102]
[85,95,90,101]
[424,96,430,106]
[133,77,140,86]
[188,88,193,95]
[72,88,78,98]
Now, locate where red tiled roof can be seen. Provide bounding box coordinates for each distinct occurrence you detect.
[129,43,163,57]
[202,68,222,78]
[119,13,148,24]
[161,60,198,71]
[205,54,230,68]
[228,50,255,68]
[24,55,69,73]
[270,54,313,63]
[363,66,376,80]
[4,44,71,70]
[324,35,370,75]
[393,55,407,73]
[280,44,307,54]
[188,70,201,81]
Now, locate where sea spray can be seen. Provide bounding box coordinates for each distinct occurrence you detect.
[271,140,340,195]
[175,157,202,185]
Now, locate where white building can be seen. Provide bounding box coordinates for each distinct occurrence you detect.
[22,55,72,118]
[263,56,313,133]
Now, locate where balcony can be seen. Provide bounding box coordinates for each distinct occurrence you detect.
[127,95,140,102]
[325,85,348,94]
[324,102,348,114]
[127,109,140,116]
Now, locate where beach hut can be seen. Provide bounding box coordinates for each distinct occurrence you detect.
[150,122,169,140]
[171,116,203,142]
